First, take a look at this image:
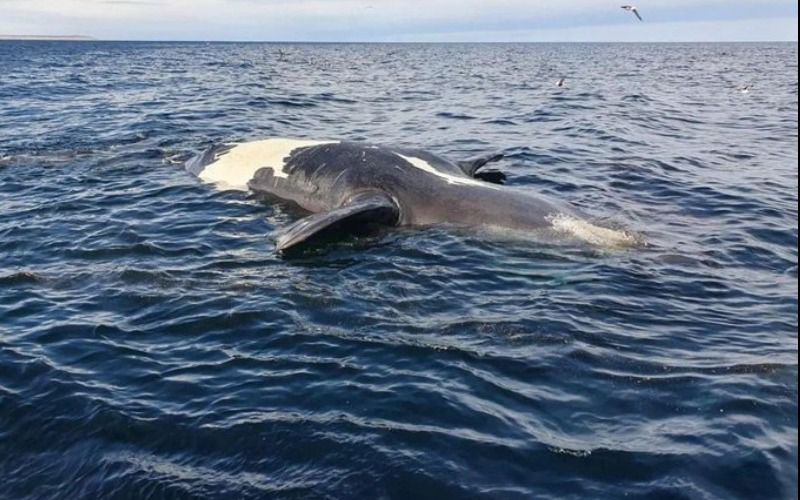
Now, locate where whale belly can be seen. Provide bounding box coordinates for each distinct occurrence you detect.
[195,138,338,191]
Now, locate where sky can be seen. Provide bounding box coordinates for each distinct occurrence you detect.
[0,0,797,42]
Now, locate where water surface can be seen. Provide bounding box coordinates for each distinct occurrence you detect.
[0,41,797,499]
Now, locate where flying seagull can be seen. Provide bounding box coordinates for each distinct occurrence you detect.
[621,5,643,21]
[738,84,752,94]
[555,77,566,87]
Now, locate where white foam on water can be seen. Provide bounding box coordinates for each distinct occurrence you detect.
[548,213,640,248]
[198,138,337,191]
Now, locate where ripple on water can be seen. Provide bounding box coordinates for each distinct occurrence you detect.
[0,41,797,499]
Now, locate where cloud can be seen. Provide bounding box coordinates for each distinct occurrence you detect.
[385,17,799,43]
[0,0,797,41]
[101,1,161,5]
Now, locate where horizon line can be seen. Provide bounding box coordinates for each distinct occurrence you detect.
[1,37,797,44]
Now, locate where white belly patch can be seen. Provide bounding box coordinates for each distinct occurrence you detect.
[198,138,338,191]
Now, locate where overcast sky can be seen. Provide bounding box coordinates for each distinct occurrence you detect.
[1,0,797,42]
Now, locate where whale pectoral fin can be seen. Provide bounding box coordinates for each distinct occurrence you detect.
[275,192,399,254]
[457,152,506,183]
[185,143,234,176]
[473,170,507,184]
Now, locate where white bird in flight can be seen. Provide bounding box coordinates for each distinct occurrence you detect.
[555,77,566,87]
[621,5,643,21]
[739,84,752,93]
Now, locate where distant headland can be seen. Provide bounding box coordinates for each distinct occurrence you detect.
[0,35,95,41]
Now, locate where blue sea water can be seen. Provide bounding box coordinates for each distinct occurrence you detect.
[0,41,797,499]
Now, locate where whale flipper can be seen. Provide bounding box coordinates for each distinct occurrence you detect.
[185,143,234,176]
[457,152,506,184]
[474,170,507,184]
[275,191,399,253]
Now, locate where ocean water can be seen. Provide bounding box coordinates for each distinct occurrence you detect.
[0,41,797,499]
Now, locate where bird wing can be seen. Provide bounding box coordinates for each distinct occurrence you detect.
[632,8,643,21]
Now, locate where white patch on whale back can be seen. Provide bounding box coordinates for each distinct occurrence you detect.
[548,213,639,248]
[198,138,338,191]
[396,154,500,189]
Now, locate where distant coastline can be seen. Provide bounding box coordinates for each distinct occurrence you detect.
[0,36,795,44]
[0,35,95,41]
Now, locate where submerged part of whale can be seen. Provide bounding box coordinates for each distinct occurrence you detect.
[187,138,637,253]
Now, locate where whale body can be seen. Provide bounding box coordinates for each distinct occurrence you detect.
[187,138,635,253]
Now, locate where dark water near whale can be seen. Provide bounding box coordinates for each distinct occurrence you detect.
[0,41,797,499]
